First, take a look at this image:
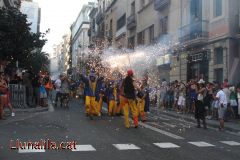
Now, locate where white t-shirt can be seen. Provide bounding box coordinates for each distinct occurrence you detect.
[216,90,228,106]
[223,88,230,103]
[54,79,61,92]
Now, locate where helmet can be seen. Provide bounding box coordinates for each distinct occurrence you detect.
[127,69,133,76]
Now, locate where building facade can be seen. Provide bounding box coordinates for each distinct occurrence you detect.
[20,0,41,33]
[88,0,240,84]
[170,0,240,84]
[71,2,95,77]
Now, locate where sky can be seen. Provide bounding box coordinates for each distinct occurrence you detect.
[35,0,89,55]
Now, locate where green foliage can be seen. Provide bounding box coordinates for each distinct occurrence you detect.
[0,7,49,74]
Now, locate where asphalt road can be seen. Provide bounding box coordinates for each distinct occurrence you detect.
[0,99,240,160]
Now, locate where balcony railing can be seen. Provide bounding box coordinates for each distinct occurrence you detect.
[96,31,104,38]
[96,12,104,25]
[179,20,209,46]
[127,14,137,30]
[154,0,170,11]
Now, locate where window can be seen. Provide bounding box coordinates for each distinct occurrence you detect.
[215,68,223,84]
[131,1,135,15]
[214,0,222,17]
[190,0,202,20]
[160,16,168,34]
[141,0,145,8]
[110,19,113,31]
[117,14,126,31]
[137,31,145,45]
[149,25,154,43]
[92,19,95,31]
[109,19,113,37]
[128,36,135,49]
[215,47,223,64]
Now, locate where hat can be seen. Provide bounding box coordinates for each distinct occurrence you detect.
[198,79,205,84]
[229,86,235,92]
[127,69,133,76]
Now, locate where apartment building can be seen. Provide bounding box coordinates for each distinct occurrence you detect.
[62,34,71,74]
[89,0,240,84]
[95,0,105,49]
[71,2,95,76]
[20,0,41,33]
[170,0,240,84]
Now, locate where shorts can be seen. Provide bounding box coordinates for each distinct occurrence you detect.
[178,96,185,106]
[218,104,227,119]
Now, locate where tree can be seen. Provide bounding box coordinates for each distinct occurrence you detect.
[0,7,49,74]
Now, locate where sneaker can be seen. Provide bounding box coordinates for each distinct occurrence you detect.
[11,112,15,117]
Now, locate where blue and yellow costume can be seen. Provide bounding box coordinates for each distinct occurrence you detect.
[80,72,103,118]
[106,81,117,116]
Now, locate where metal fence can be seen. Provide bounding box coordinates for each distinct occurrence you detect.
[9,84,28,108]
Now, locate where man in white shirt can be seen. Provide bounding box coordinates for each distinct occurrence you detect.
[214,84,228,131]
[54,75,63,107]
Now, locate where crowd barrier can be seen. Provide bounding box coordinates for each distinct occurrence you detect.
[9,84,28,108]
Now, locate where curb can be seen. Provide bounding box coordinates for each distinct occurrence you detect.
[152,109,240,134]
[5,107,49,114]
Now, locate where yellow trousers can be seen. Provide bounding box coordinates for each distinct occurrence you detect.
[96,97,103,114]
[85,96,99,115]
[115,95,126,114]
[123,98,139,128]
[108,100,116,116]
[137,98,146,121]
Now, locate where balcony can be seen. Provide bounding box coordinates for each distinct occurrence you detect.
[154,0,170,11]
[96,31,104,38]
[96,12,104,25]
[179,20,209,46]
[127,14,137,30]
[106,30,113,38]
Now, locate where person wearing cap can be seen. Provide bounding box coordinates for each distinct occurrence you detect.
[80,70,103,119]
[122,69,140,128]
[195,79,207,129]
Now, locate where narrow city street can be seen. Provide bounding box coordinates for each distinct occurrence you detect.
[0,100,240,160]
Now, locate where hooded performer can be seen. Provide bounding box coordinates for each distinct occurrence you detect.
[122,69,140,128]
[80,70,103,119]
[106,80,118,116]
